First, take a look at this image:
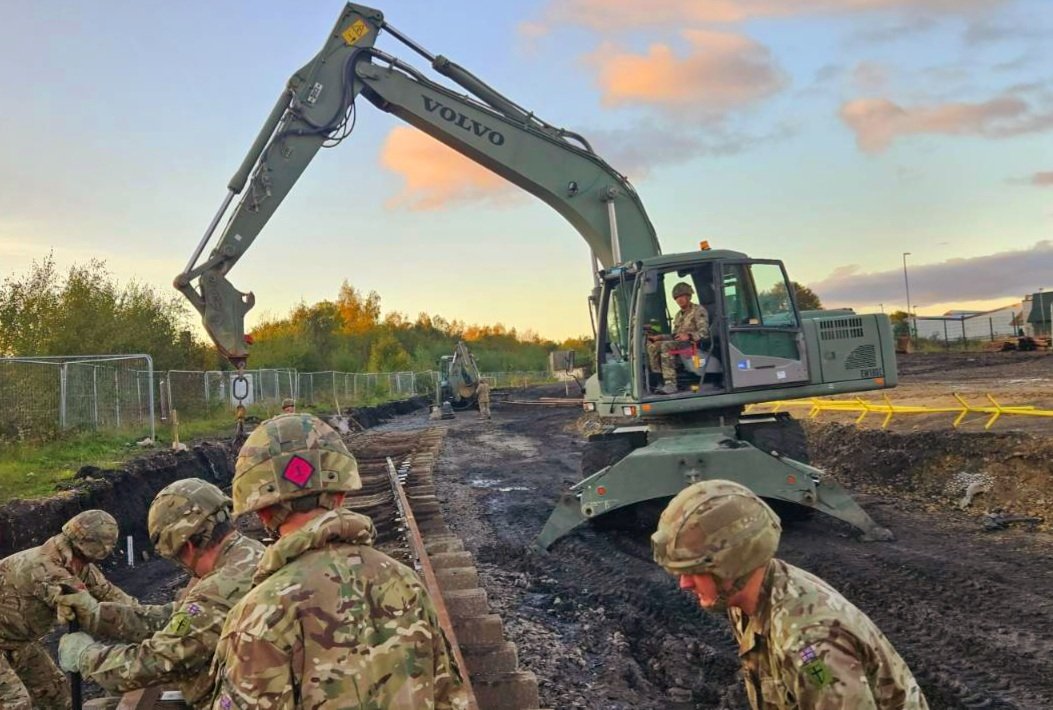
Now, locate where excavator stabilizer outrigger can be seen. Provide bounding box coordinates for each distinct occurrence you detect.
[535,429,893,550]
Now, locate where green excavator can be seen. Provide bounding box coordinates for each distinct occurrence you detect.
[437,341,483,411]
[175,3,896,550]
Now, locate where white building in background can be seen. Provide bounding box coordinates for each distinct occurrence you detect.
[911,300,1026,342]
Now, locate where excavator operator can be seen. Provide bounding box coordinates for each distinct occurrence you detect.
[646,283,710,395]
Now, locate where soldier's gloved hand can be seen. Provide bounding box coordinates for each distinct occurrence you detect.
[58,631,97,673]
[55,589,100,627]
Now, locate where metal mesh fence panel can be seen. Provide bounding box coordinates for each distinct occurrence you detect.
[0,355,155,442]
[0,357,552,443]
[160,368,298,420]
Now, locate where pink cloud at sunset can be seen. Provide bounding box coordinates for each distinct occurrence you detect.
[586,30,785,116]
[379,127,517,211]
[527,0,1002,32]
[840,94,1053,153]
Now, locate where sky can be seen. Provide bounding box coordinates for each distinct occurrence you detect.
[0,0,1050,340]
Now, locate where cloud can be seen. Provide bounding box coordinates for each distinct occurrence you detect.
[852,15,941,43]
[809,242,1053,307]
[531,0,1003,32]
[852,62,889,92]
[585,30,786,118]
[586,120,795,178]
[379,127,518,211]
[839,91,1053,153]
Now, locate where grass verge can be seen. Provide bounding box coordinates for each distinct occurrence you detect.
[0,406,271,505]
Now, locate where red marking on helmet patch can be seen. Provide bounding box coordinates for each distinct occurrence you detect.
[283,456,314,488]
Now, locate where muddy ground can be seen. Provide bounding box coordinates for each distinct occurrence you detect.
[31,353,1053,709]
[426,366,1053,709]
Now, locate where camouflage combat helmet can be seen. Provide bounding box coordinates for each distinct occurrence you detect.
[148,478,232,559]
[652,480,781,581]
[281,398,295,409]
[232,413,361,519]
[62,510,119,561]
[672,282,694,298]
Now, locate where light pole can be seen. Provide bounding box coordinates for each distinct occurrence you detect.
[902,252,913,337]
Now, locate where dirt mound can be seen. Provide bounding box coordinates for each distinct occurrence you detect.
[346,396,429,428]
[805,421,1053,525]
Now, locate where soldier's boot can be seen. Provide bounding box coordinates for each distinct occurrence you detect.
[659,381,679,395]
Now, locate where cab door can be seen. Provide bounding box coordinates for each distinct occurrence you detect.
[721,260,809,389]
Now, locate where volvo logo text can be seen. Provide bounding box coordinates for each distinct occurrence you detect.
[422,96,505,146]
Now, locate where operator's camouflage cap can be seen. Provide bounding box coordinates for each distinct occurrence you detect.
[62,509,119,561]
[148,478,232,559]
[281,398,295,409]
[672,282,694,298]
[232,413,361,519]
[652,480,781,579]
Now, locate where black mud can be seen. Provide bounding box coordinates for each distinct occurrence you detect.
[432,387,1053,710]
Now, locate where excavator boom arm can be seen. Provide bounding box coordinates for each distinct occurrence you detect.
[175,2,659,364]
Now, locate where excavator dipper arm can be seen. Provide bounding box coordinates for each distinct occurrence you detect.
[174,2,659,365]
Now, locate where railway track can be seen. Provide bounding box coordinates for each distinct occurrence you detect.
[108,426,544,710]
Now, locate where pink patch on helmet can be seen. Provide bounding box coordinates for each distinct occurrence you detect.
[282,455,315,488]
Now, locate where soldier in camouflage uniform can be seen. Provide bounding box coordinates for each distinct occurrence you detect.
[0,509,136,710]
[652,480,928,709]
[57,479,264,708]
[476,379,491,419]
[646,282,709,395]
[281,398,296,413]
[209,413,467,709]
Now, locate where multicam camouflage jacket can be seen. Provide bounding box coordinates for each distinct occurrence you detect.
[0,533,136,648]
[209,508,467,710]
[80,533,264,708]
[728,558,929,710]
[673,303,710,342]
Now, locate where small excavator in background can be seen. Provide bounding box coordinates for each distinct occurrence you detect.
[175,3,898,550]
[435,341,482,415]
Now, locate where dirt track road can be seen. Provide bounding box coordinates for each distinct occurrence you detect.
[432,389,1053,710]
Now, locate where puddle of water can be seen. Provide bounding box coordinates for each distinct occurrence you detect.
[470,478,530,492]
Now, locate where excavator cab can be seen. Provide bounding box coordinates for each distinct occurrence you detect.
[594,249,811,407]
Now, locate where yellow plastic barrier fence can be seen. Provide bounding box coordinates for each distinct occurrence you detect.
[744,392,1051,430]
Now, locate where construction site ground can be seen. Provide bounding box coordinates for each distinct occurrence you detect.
[97,351,1053,709]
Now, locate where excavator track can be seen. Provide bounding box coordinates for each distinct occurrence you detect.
[108,427,544,710]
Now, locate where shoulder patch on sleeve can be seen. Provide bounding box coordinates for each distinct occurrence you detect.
[166,611,192,636]
[802,660,833,688]
[799,645,833,688]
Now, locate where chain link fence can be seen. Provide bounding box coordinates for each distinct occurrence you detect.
[1,355,558,444]
[0,355,156,442]
[157,368,298,421]
[297,371,440,409]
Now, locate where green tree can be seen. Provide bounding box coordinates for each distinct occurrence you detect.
[792,282,822,311]
[0,255,203,369]
[367,332,413,372]
[889,310,911,337]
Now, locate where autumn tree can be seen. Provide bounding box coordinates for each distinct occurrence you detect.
[336,281,381,334]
